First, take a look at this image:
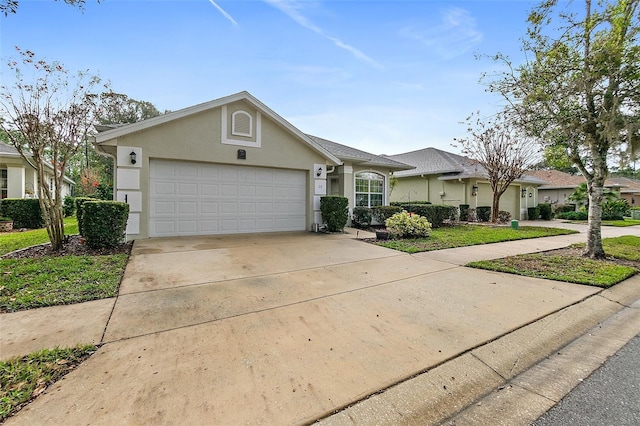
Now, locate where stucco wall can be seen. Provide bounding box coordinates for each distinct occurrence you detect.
[102,103,330,239]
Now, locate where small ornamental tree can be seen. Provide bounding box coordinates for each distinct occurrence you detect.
[454,112,539,223]
[0,48,106,250]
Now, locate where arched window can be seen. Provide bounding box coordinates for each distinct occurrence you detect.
[355,171,384,207]
[232,111,252,137]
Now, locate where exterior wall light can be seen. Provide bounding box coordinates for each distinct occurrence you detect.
[130,151,137,165]
[522,188,527,198]
[472,184,478,196]
[316,167,323,177]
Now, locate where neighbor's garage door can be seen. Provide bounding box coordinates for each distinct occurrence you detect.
[150,159,306,237]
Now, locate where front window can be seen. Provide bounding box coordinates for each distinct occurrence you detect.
[355,171,384,207]
[1,169,7,199]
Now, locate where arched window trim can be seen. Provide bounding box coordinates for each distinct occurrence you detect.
[231,110,252,137]
[354,170,385,208]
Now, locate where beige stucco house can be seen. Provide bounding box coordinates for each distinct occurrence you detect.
[0,142,74,200]
[94,91,412,240]
[528,169,640,208]
[386,147,546,220]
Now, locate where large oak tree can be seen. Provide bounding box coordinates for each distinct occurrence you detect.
[486,0,640,258]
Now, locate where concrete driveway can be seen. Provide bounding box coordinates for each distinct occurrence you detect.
[6,230,605,425]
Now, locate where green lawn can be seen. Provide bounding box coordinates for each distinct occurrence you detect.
[467,236,640,288]
[0,345,96,421]
[0,217,79,256]
[0,254,128,312]
[376,225,577,254]
[0,216,129,312]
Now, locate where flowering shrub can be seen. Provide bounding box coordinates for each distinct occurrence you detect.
[385,210,432,238]
[498,210,511,223]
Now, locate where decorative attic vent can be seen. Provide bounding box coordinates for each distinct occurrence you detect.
[232,111,252,137]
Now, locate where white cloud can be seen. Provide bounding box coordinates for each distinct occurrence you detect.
[400,7,483,59]
[208,0,238,26]
[263,0,383,69]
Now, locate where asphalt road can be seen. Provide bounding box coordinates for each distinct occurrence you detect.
[533,333,640,426]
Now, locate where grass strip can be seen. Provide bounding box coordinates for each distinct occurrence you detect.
[0,345,97,422]
[468,254,636,288]
[376,225,577,254]
[0,254,128,312]
[0,218,79,256]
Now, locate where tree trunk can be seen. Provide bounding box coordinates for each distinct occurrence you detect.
[36,165,65,251]
[585,182,605,259]
[491,192,501,223]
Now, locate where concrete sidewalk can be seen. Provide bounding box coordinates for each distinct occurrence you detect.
[1,221,639,425]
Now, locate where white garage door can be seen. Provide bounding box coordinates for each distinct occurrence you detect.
[150,160,307,237]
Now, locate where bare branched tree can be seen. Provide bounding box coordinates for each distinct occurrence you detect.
[0,47,106,250]
[455,111,539,223]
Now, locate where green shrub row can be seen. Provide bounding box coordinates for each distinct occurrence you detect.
[527,206,540,220]
[539,203,553,220]
[556,211,588,220]
[81,201,129,248]
[476,206,491,222]
[0,198,43,229]
[553,204,576,214]
[390,201,431,207]
[63,195,76,217]
[320,196,349,232]
[372,206,403,223]
[75,197,95,237]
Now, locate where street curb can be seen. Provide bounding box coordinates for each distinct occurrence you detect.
[315,276,640,426]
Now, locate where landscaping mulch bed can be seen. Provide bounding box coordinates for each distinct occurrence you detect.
[1,235,132,260]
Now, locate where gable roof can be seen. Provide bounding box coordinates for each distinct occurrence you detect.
[386,147,477,176]
[605,176,640,193]
[1,142,74,184]
[0,141,21,157]
[306,135,413,171]
[387,147,546,184]
[94,91,341,166]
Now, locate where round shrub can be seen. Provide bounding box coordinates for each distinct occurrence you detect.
[371,205,402,224]
[498,210,511,223]
[476,206,491,222]
[320,196,349,232]
[538,203,553,220]
[385,211,432,238]
[81,201,129,248]
[351,206,372,229]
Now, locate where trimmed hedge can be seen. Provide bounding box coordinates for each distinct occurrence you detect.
[81,201,129,248]
[459,204,470,222]
[320,196,349,232]
[476,206,491,222]
[371,205,402,223]
[538,203,553,220]
[0,198,43,229]
[63,195,75,217]
[75,197,94,236]
[390,201,431,207]
[553,204,576,214]
[556,211,588,220]
[351,206,372,229]
[528,206,540,220]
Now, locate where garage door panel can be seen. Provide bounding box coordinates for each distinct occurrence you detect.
[150,160,306,237]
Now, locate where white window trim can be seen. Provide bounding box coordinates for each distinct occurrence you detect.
[354,170,386,208]
[231,110,252,137]
[221,105,261,148]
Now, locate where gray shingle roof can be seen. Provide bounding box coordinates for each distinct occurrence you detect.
[387,147,546,184]
[306,135,413,171]
[386,147,481,177]
[0,141,21,156]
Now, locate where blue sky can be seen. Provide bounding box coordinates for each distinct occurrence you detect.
[1,0,538,155]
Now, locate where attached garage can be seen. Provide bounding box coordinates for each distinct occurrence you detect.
[149,159,306,237]
[94,92,341,240]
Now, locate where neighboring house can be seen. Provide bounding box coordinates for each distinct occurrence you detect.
[0,142,74,200]
[528,170,638,207]
[607,177,640,207]
[93,91,413,240]
[385,147,546,220]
